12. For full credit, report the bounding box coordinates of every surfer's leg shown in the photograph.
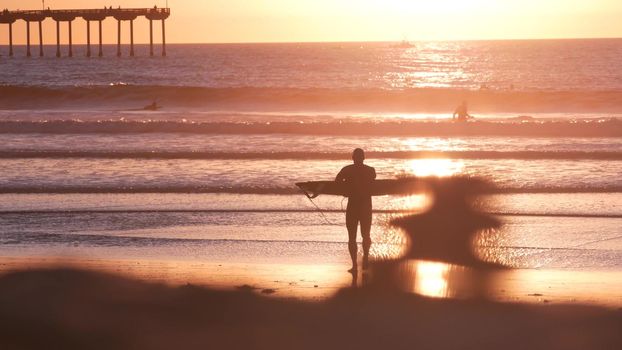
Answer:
[360,209,372,270]
[346,209,358,272]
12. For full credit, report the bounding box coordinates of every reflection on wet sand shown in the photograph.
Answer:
[350,259,498,300]
[402,260,498,300]
[413,260,450,298]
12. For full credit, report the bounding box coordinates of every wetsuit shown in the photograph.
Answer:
[453,104,470,121]
[336,163,376,244]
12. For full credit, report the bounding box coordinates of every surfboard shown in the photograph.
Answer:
[296,178,423,198]
[296,176,491,198]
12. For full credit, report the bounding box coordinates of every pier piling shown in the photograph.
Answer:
[26,21,31,57]
[130,19,135,57]
[55,20,60,57]
[38,21,43,56]
[149,19,154,56]
[117,19,121,57]
[98,20,103,57]
[162,19,166,57]
[9,22,13,56]
[86,20,91,57]
[68,21,73,57]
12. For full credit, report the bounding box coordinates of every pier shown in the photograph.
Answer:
[0,7,170,57]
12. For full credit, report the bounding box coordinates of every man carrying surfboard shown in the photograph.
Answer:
[335,148,376,272]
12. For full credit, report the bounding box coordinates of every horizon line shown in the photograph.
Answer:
[1,36,621,46]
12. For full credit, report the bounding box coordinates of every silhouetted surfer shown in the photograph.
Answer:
[143,101,160,111]
[453,101,473,122]
[335,148,376,272]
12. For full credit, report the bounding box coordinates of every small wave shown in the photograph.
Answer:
[1,85,622,114]
[1,209,620,219]
[0,185,621,194]
[2,150,622,160]
[1,119,621,137]
[0,231,349,247]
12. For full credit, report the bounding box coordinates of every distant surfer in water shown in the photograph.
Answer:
[335,148,376,272]
[143,101,160,111]
[453,101,473,122]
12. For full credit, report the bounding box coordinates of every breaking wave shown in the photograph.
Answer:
[2,150,622,160]
[1,119,621,137]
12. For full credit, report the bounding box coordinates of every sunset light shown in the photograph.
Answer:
[409,159,465,177]
[1,0,620,348]
[1,0,621,44]
[413,260,450,298]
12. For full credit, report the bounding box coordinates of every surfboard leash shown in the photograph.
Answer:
[299,188,340,226]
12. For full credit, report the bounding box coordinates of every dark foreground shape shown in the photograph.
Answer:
[0,269,620,350]
[390,176,502,269]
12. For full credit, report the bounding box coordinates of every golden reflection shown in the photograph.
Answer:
[409,158,464,177]
[369,242,407,261]
[472,227,516,267]
[387,113,447,120]
[388,260,480,299]
[413,261,450,298]
[401,137,466,152]
[369,225,409,260]
[389,193,431,211]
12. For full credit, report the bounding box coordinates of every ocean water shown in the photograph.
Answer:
[0,40,621,274]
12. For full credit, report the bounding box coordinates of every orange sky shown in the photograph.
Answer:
[1,0,621,44]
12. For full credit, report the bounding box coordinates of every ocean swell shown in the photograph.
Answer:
[1,85,622,114]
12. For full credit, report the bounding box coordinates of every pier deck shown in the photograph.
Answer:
[0,8,171,57]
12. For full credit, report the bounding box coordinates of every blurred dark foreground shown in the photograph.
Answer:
[0,268,620,350]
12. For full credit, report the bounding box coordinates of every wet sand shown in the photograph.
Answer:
[0,257,349,300]
[1,256,620,307]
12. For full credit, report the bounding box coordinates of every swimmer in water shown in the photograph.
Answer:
[453,101,473,122]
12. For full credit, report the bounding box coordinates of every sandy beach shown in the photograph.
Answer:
[0,259,620,350]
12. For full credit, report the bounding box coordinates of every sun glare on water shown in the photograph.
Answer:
[409,159,464,177]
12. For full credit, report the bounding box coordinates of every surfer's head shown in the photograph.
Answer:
[352,148,365,164]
